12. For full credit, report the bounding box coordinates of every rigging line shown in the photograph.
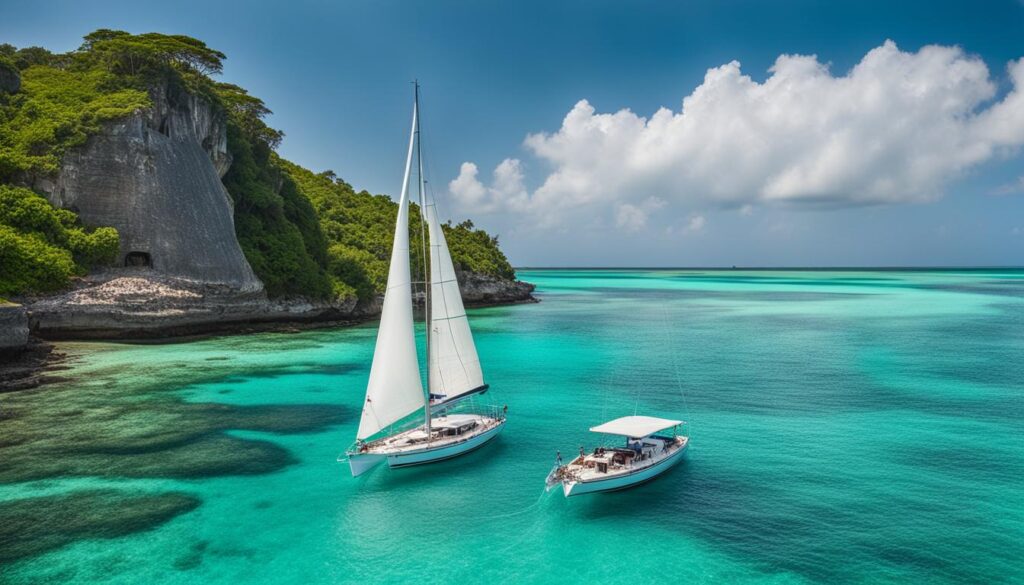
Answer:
[661,302,693,437]
[419,127,475,391]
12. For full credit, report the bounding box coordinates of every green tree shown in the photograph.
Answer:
[0,185,118,296]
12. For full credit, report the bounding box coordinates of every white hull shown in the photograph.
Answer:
[387,420,504,468]
[348,453,386,477]
[348,416,505,477]
[562,440,688,497]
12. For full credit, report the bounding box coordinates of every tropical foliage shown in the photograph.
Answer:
[0,185,118,296]
[0,31,515,301]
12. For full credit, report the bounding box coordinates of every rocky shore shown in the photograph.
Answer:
[457,270,538,307]
[23,274,365,340]
[0,303,68,392]
[0,272,536,391]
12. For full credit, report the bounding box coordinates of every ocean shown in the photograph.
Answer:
[1,269,1022,584]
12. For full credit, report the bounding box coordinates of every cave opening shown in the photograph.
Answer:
[124,251,152,268]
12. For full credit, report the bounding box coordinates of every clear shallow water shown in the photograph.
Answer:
[1,269,1022,583]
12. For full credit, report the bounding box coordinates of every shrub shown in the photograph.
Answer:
[0,185,119,295]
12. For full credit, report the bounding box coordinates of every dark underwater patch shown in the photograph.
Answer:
[173,539,209,571]
[916,281,1024,298]
[0,489,200,564]
[304,362,364,376]
[0,381,350,483]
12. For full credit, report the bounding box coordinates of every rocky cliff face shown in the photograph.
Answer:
[26,275,367,339]
[0,304,28,353]
[457,270,537,306]
[33,82,261,291]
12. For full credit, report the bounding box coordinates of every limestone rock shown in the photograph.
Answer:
[33,82,259,291]
[26,274,362,339]
[457,270,537,306]
[0,303,29,353]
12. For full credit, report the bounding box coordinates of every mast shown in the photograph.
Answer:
[415,81,432,437]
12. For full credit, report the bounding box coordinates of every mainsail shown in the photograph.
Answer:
[355,104,425,440]
[425,195,485,405]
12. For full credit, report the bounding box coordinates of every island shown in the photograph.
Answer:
[0,31,535,388]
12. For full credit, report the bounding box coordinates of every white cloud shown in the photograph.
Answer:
[615,204,648,232]
[686,215,706,232]
[992,176,1024,196]
[614,197,665,232]
[449,159,530,213]
[451,41,1024,229]
[666,214,707,236]
[449,162,487,207]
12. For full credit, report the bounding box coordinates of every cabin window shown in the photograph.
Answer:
[125,251,152,268]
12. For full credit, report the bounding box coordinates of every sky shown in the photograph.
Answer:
[3,0,1023,267]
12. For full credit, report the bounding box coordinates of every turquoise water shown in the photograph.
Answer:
[1,269,1023,583]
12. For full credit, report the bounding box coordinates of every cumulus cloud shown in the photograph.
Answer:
[685,215,706,232]
[450,41,1024,230]
[613,197,666,232]
[450,159,531,213]
[614,204,647,232]
[449,162,487,207]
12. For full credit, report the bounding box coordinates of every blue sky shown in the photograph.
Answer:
[3,0,1023,266]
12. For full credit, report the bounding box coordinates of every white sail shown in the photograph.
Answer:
[356,105,425,440]
[425,196,485,404]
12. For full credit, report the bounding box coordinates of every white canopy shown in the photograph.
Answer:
[589,416,683,438]
[431,414,481,429]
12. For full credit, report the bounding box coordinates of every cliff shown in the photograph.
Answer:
[0,303,28,353]
[458,270,537,306]
[32,82,261,291]
[25,275,363,339]
[1,31,535,345]
[0,303,61,392]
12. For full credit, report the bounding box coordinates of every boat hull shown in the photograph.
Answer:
[563,441,688,497]
[347,452,386,477]
[387,419,504,468]
[347,418,505,477]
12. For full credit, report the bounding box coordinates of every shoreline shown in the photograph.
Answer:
[0,292,539,392]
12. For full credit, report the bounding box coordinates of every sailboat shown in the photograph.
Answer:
[345,83,506,477]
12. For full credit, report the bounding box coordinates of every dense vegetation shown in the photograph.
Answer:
[0,31,515,302]
[0,185,118,296]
